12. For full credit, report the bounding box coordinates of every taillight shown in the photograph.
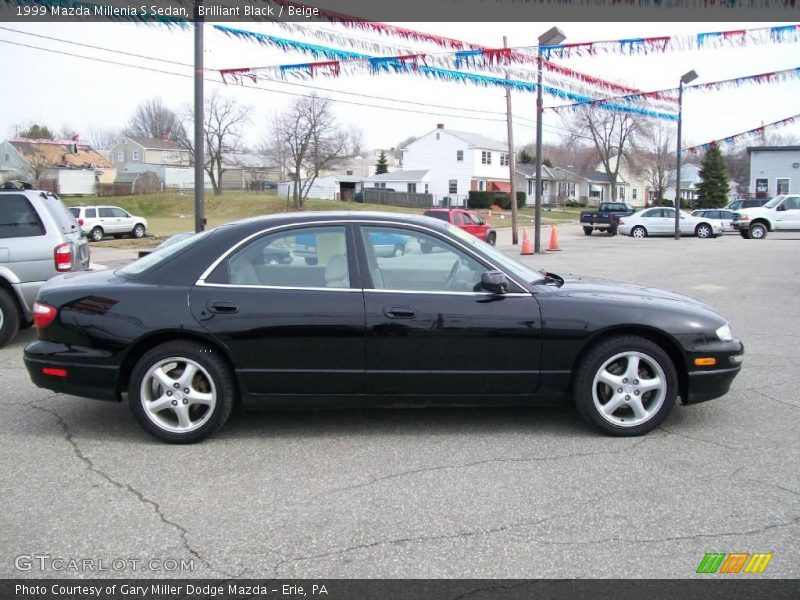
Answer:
[78,218,84,226]
[618,219,625,224]
[54,242,72,272]
[33,301,58,330]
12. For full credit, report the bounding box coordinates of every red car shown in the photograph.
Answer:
[423,208,496,246]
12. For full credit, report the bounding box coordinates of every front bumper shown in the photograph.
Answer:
[683,340,744,404]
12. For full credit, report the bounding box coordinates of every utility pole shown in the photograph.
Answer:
[193,3,205,233]
[504,36,518,245]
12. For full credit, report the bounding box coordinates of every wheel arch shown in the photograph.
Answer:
[568,325,689,403]
[117,330,240,404]
[0,275,27,321]
[750,218,772,231]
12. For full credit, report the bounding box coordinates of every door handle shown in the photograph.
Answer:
[208,301,239,314]
[384,306,416,319]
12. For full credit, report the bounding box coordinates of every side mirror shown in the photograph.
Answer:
[480,270,507,294]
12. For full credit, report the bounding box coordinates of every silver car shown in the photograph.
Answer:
[0,188,90,347]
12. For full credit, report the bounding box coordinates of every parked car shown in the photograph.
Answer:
[732,194,800,239]
[0,189,90,347]
[68,205,148,242]
[690,209,736,233]
[725,198,769,212]
[617,207,722,238]
[24,212,742,443]
[138,232,196,258]
[579,202,636,236]
[422,208,496,246]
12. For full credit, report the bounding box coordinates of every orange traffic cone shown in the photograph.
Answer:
[520,228,533,255]
[546,224,561,251]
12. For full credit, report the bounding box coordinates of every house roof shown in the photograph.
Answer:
[443,129,507,152]
[9,139,110,169]
[368,170,429,182]
[515,164,556,180]
[746,146,800,153]
[126,136,186,151]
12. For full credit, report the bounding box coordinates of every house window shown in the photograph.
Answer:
[456,150,463,162]
[346,170,353,176]
[478,180,485,191]
[617,186,625,199]
[481,151,492,165]
[449,180,458,194]
[500,153,509,166]
[407,183,417,193]
[132,150,140,161]
[117,151,124,162]
[424,183,429,194]
[777,178,790,195]
[161,150,181,162]
[632,189,638,200]
[528,180,533,195]
[436,133,440,140]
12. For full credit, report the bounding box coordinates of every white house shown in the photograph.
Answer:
[402,124,511,206]
[277,174,366,201]
[748,146,800,198]
[514,164,557,206]
[365,170,430,193]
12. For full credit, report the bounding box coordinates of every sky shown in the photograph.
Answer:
[0,20,799,153]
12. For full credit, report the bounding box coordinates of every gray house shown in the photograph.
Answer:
[748,146,800,198]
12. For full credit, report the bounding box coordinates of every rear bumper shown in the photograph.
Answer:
[24,341,120,402]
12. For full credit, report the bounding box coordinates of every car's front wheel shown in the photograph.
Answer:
[631,226,647,239]
[749,222,768,239]
[739,229,750,239]
[573,335,677,436]
[695,223,713,238]
[131,224,146,239]
[583,226,593,236]
[129,341,234,443]
[89,227,104,242]
[0,288,20,349]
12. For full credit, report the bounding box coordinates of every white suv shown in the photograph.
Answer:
[69,205,148,242]
[733,194,800,239]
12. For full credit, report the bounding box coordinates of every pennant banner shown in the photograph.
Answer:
[684,113,800,154]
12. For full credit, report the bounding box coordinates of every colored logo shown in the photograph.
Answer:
[696,552,773,574]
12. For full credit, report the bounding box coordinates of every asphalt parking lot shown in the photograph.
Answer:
[2,225,798,579]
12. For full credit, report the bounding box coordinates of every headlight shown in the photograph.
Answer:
[716,323,734,342]
[738,214,749,221]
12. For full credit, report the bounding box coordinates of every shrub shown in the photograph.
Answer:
[466,191,499,209]
[495,191,526,210]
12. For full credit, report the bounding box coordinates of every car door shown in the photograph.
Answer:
[775,196,800,230]
[642,208,669,234]
[189,224,366,399]
[97,207,117,233]
[111,207,133,233]
[356,224,542,397]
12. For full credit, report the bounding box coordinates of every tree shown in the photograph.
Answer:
[543,157,554,168]
[87,126,122,153]
[696,146,730,208]
[264,93,361,208]
[637,123,675,206]
[182,92,251,196]
[126,98,186,141]
[564,107,644,200]
[375,150,389,175]
[518,148,533,164]
[19,124,54,139]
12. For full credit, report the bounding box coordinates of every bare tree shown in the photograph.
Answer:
[27,147,52,182]
[636,123,675,206]
[264,93,361,208]
[564,108,644,200]
[182,92,251,196]
[126,98,186,141]
[86,126,122,153]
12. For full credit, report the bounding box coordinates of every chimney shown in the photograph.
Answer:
[436,123,444,129]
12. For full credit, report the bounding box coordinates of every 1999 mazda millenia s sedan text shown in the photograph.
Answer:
[24,212,743,443]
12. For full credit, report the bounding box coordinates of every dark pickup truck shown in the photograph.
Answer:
[579,202,636,235]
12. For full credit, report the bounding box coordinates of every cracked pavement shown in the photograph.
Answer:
[1,229,798,579]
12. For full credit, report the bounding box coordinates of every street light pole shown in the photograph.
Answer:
[674,69,698,240]
[535,27,566,253]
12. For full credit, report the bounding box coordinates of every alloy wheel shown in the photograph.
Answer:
[632,226,646,239]
[591,351,667,428]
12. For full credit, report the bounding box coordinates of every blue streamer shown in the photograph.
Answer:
[214,25,368,61]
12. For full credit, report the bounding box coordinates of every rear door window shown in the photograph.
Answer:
[86,208,96,218]
[41,195,80,235]
[0,194,45,238]
[99,208,114,218]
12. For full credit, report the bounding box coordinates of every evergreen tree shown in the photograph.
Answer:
[19,124,54,139]
[696,146,730,208]
[519,149,533,164]
[543,157,554,168]
[375,150,389,175]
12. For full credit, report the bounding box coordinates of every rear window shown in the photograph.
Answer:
[41,195,80,234]
[423,211,449,222]
[0,194,45,238]
[117,230,209,277]
[69,207,80,218]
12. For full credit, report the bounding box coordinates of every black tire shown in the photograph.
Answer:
[573,335,678,436]
[89,227,104,242]
[420,241,433,254]
[583,226,593,236]
[486,232,496,246]
[749,222,768,240]
[131,223,146,239]
[129,341,234,443]
[631,226,647,239]
[0,288,21,349]
[607,226,618,237]
[739,229,750,239]
[695,223,713,239]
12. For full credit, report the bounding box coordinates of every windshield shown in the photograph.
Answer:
[446,224,544,285]
[117,230,208,277]
[764,195,785,208]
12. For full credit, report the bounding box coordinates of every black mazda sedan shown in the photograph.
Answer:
[24,212,743,443]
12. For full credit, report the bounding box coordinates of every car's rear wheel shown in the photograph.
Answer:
[0,288,20,349]
[631,226,647,239]
[131,224,146,239]
[89,227,104,242]
[749,223,767,239]
[129,341,234,443]
[573,335,677,436]
[695,223,712,238]
[486,231,497,246]
[607,226,618,236]
[583,226,593,236]
[739,229,750,239]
